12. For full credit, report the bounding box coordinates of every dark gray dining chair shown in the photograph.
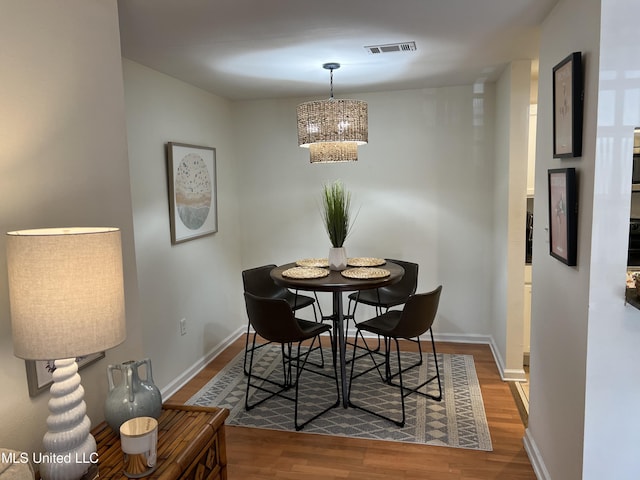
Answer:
[346,259,420,358]
[242,264,318,375]
[243,292,339,431]
[347,259,419,316]
[347,285,443,427]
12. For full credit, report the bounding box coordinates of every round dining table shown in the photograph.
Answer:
[270,261,404,407]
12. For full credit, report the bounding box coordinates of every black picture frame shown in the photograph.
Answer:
[553,52,584,158]
[548,168,578,266]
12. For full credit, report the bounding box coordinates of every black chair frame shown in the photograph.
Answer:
[346,258,419,318]
[244,293,340,431]
[347,286,443,427]
[242,264,320,375]
[345,259,420,362]
[243,292,327,378]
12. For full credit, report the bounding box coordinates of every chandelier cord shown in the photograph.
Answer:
[329,68,334,99]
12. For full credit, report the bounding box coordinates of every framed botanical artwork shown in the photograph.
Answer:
[553,52,584,158]
[166,142,218,244]
[548,168,578,266]
[25,352,105,397]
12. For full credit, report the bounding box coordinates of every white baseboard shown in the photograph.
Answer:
[160,326,245,400]
[440,333,524,381]
[352,329,493,346]
[434,332,493,345]
[485,336,527,382]
[502,368,527,382]
[433,332,511,379]
[524,427,550,480]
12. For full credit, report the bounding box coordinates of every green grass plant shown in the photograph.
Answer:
[321,180,353,248]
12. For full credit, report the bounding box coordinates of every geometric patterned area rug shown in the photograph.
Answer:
[187,344,492,451]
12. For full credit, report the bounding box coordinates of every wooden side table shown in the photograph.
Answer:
[91,403,228,480]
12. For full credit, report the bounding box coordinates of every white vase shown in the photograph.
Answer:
[328,247,347,271]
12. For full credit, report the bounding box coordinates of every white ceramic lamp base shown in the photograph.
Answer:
[39,358,97,480]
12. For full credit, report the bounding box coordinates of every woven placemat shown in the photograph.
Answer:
[296,258,329,268]
[341,267,390,279]
[282,266,329,279]
[347,257,386,267]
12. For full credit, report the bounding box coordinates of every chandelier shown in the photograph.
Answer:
[296,63,368,163]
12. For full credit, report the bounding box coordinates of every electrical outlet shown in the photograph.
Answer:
[179,318,187,336]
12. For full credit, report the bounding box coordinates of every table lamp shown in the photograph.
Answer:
[6,227,127,480]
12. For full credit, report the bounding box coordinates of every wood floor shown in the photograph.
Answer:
[168,337,536,479]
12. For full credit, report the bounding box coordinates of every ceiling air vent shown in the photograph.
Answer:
[364,41,417,54]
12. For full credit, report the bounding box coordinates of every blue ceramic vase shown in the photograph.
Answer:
[104,358,162,432]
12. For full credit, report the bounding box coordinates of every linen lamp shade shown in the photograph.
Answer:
[6,227,126,360]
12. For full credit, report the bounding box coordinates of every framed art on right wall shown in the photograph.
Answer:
[548,168,578,266]
[553,52,584,158]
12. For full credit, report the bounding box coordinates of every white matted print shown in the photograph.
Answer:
[167,142,218,244]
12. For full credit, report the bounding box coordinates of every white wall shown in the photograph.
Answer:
[583,0,640,477]
[122,60,245,391]
[493,71,511,369]
[505,61,532,377]
[0,0,142,454]
[526,0,640,478]
[527,1,598,477]
[493,61,532,380]
[232,86,497,337]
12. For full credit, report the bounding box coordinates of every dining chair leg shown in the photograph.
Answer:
[293,343,302,430]
[429,329,442,400]
[344,293,358,342]
[244,340,257,409]
[243,324,274,376]
[386,337,423,380]
[313,292,334,324]
[287,343,300,387]
[387,329,442,402]
[282,343,293,387]
[384,336,392,381]
[303,333,326,370]
[330,319,338,373]
[393,338,407,427]
[348,331,391,386]
[344,293,382,365]
[301,337,326,369]
[245,339,291,412]
[347,332,405,427]
[290,290,325,370]
[243,324,253,375]
[292,336,340,431]
[289,290,325,369]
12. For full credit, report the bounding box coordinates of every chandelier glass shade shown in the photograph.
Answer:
[297,64,368,163]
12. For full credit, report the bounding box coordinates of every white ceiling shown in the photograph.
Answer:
[117,0,558,101]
